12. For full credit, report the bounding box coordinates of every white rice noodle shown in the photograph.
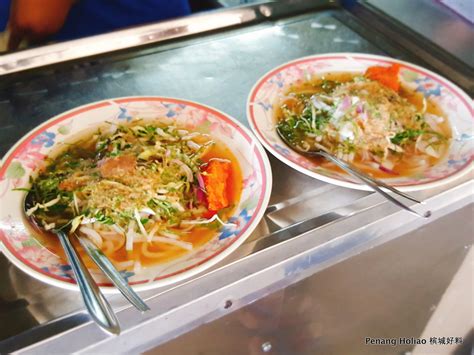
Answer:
[115,260,135,270]
[126,221,137,251]
[79,226,103,248]
[147,224,159,242]
[43,222,56,230]
[140,207,156,216]
[140,242,165,258]
[311,95,331,111]
[380,159,394,170]
[171,201,185,212]
[160,230,180,239]
[106,122,118,135]
[73,193,80,215]
[155,127,176,140]
[360,149,370,161]
[152,236,193,250]
[181,213,236,228]
[181,132,201,140]
[134,208,148,238]
[111,224,125,235]
[80,217,97,224]
[187,140,201,151]
[100,231,125,239]
[416,135,441,158]
[424,113,444,133]
[26,195,61,216]
[102,240,114,254]
[352,161,379,171]
[299,141,311,152]
[100,231,125,251]
[171,159,194,182]
[133,260,142,274]
[208,158,231,164]
[421,97,427,114]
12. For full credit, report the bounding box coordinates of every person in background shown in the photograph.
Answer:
[0,0,191,51]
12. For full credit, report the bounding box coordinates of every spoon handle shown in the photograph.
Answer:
[57,230,121,335]
[77,236,150,312]
[317,151,430,218]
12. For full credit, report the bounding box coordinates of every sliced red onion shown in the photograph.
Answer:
[197,172,205,190]
[80,226,104,248]
[340,96,352,110]
[379,165,398,175]
[195,186,207,205]
[332,96,351,120]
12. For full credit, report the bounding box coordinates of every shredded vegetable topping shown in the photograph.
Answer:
[277,66,450,176]
[27,121,239,262]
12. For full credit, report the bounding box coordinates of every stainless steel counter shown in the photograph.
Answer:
[0,1,472,353]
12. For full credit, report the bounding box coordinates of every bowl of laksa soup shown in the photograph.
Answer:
[0,97,271,292]
[248,53,473,191]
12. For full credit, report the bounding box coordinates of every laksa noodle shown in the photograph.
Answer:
[25,121,243,271]
[276,64,452,178]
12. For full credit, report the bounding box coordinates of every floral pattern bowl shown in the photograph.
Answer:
[0,97,272,293]
[247,53,473,191]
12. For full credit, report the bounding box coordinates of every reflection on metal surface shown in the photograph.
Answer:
[144,205,473,355]
[342,1,474,94]
[0,9,254,75]
[0,0,336,75]
[10,179,473,353]
[0,1,473,352]
[367,0,474,67]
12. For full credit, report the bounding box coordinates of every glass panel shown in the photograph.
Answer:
[367,0,474,67]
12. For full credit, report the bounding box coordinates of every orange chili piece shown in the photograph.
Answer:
[365,63,401,91]
[203,160,231,212]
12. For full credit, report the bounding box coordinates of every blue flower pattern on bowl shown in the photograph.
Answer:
[43,264,73,281]
[269,73,284,88]
[414,77,441,97]
[218,208,252,240]
[31,131,56,148]
[257,102,272,111]
[274,143,291,156]
[119,270,135,281]
[117,106,133,121]
[447,157,470,169]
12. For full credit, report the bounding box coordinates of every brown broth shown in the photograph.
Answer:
[28,128,243,270]
[275,72,452,178]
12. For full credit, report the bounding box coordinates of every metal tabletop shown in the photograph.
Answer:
[0,1,472,353]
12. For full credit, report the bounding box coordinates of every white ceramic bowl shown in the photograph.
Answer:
[247,53,473,191]
[0,97,272,293]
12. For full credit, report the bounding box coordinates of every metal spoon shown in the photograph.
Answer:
[24,193,121,335]
[276,127,431,218]
[77,235,150,312]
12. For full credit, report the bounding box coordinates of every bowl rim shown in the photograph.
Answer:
[0,96,273,293]
[247,52,473,192]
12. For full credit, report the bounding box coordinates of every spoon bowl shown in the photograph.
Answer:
[24,191,121,335]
